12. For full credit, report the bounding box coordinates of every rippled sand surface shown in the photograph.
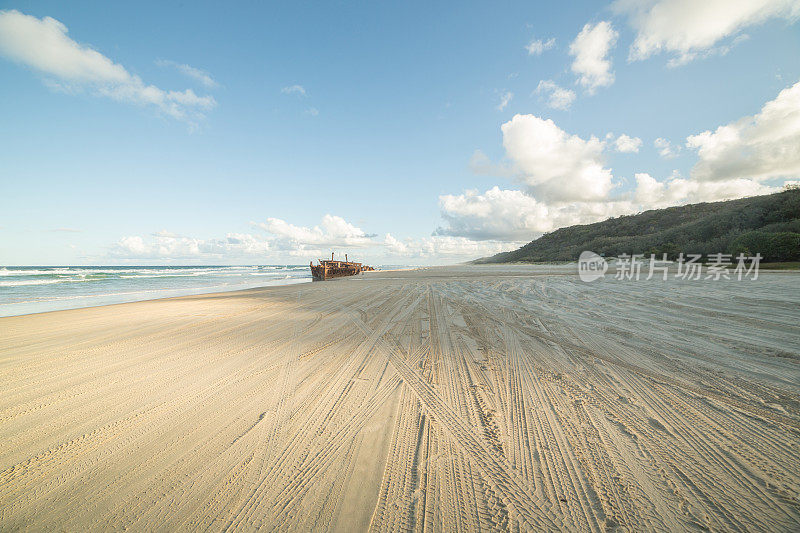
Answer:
[2,265,799,531]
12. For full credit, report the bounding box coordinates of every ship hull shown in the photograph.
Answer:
[310,265,361,281]
[310,257,374,281]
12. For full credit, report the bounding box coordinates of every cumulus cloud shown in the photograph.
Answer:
[384,233,521,259]
[437,117,645,242]
[654,137,680,158]
[435,186,636,242]
[686,79,800,182]
[526,37,555,55]
[108,213,513,264]
[569,21,618,93]
[116,236,150,256]
[437,99,798,247]
[436,173,777,244]
[436,187,551,240]
[535,80,576,110]
[252,214,376,250]
[635,172,777,208]
[156,59,218,88]
[614,0,800,65]
[501,114,614,202]
[111,214,381,261]
[0,10,216,126]
[421,236,519,257]
[112,232,269,259]
[614,133,643,153]
[281,84,306,96]
[496,91,513,111]
[384,234,412,256]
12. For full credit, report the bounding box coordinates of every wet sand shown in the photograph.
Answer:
[1,265,799,531]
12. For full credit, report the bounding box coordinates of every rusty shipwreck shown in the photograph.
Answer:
[310,253,375,281]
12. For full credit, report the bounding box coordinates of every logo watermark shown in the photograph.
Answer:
[578,251,608,282]
[578,252,762,282]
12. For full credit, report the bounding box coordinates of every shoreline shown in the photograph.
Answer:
[0,275,312,318]
[0,266,427,318]
[3,262,795,319]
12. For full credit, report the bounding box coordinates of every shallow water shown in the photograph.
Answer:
[0,265,312,316]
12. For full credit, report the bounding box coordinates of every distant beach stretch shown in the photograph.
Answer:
[2,265,798,531]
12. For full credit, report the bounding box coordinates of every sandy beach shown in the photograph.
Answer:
[1,265,799,531]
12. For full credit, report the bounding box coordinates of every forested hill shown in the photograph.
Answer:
[474,188,800,264]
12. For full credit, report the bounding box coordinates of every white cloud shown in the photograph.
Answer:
[501,114,614,202]
[252,214,376,250]
[654,137,680,158]
[156,59,218,88]
[420,236,519,257]
[108,214,522,264]
[435,172,778,245]
[116,236,151,256]
[384,234,521,259]
[306,107,319,116]
[384,233,412,256]
[496,91,513,111]
[281,84,307,96]
[436,186,637,242]
[439,116,644,242]
[686,79,800,182]
[615,0,800,65]
[111,215,379,261]
[526,37,555,55]
[435,102,797,248]
[209,233,272,256]
[436,187,551,240]
[535,80,576,110]
[0,10,216,126]
[614,133,643,153]
[635,172,777,208]
[569,21,618,93]
[112,232,270,259]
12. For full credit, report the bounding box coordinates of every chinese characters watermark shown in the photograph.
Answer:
[578,252,761,282]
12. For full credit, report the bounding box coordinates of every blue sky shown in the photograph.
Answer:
[1,1,799,265]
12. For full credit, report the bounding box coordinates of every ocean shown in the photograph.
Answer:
[0,265,313,317]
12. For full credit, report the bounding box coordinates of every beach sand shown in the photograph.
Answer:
[1,265,799,531]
